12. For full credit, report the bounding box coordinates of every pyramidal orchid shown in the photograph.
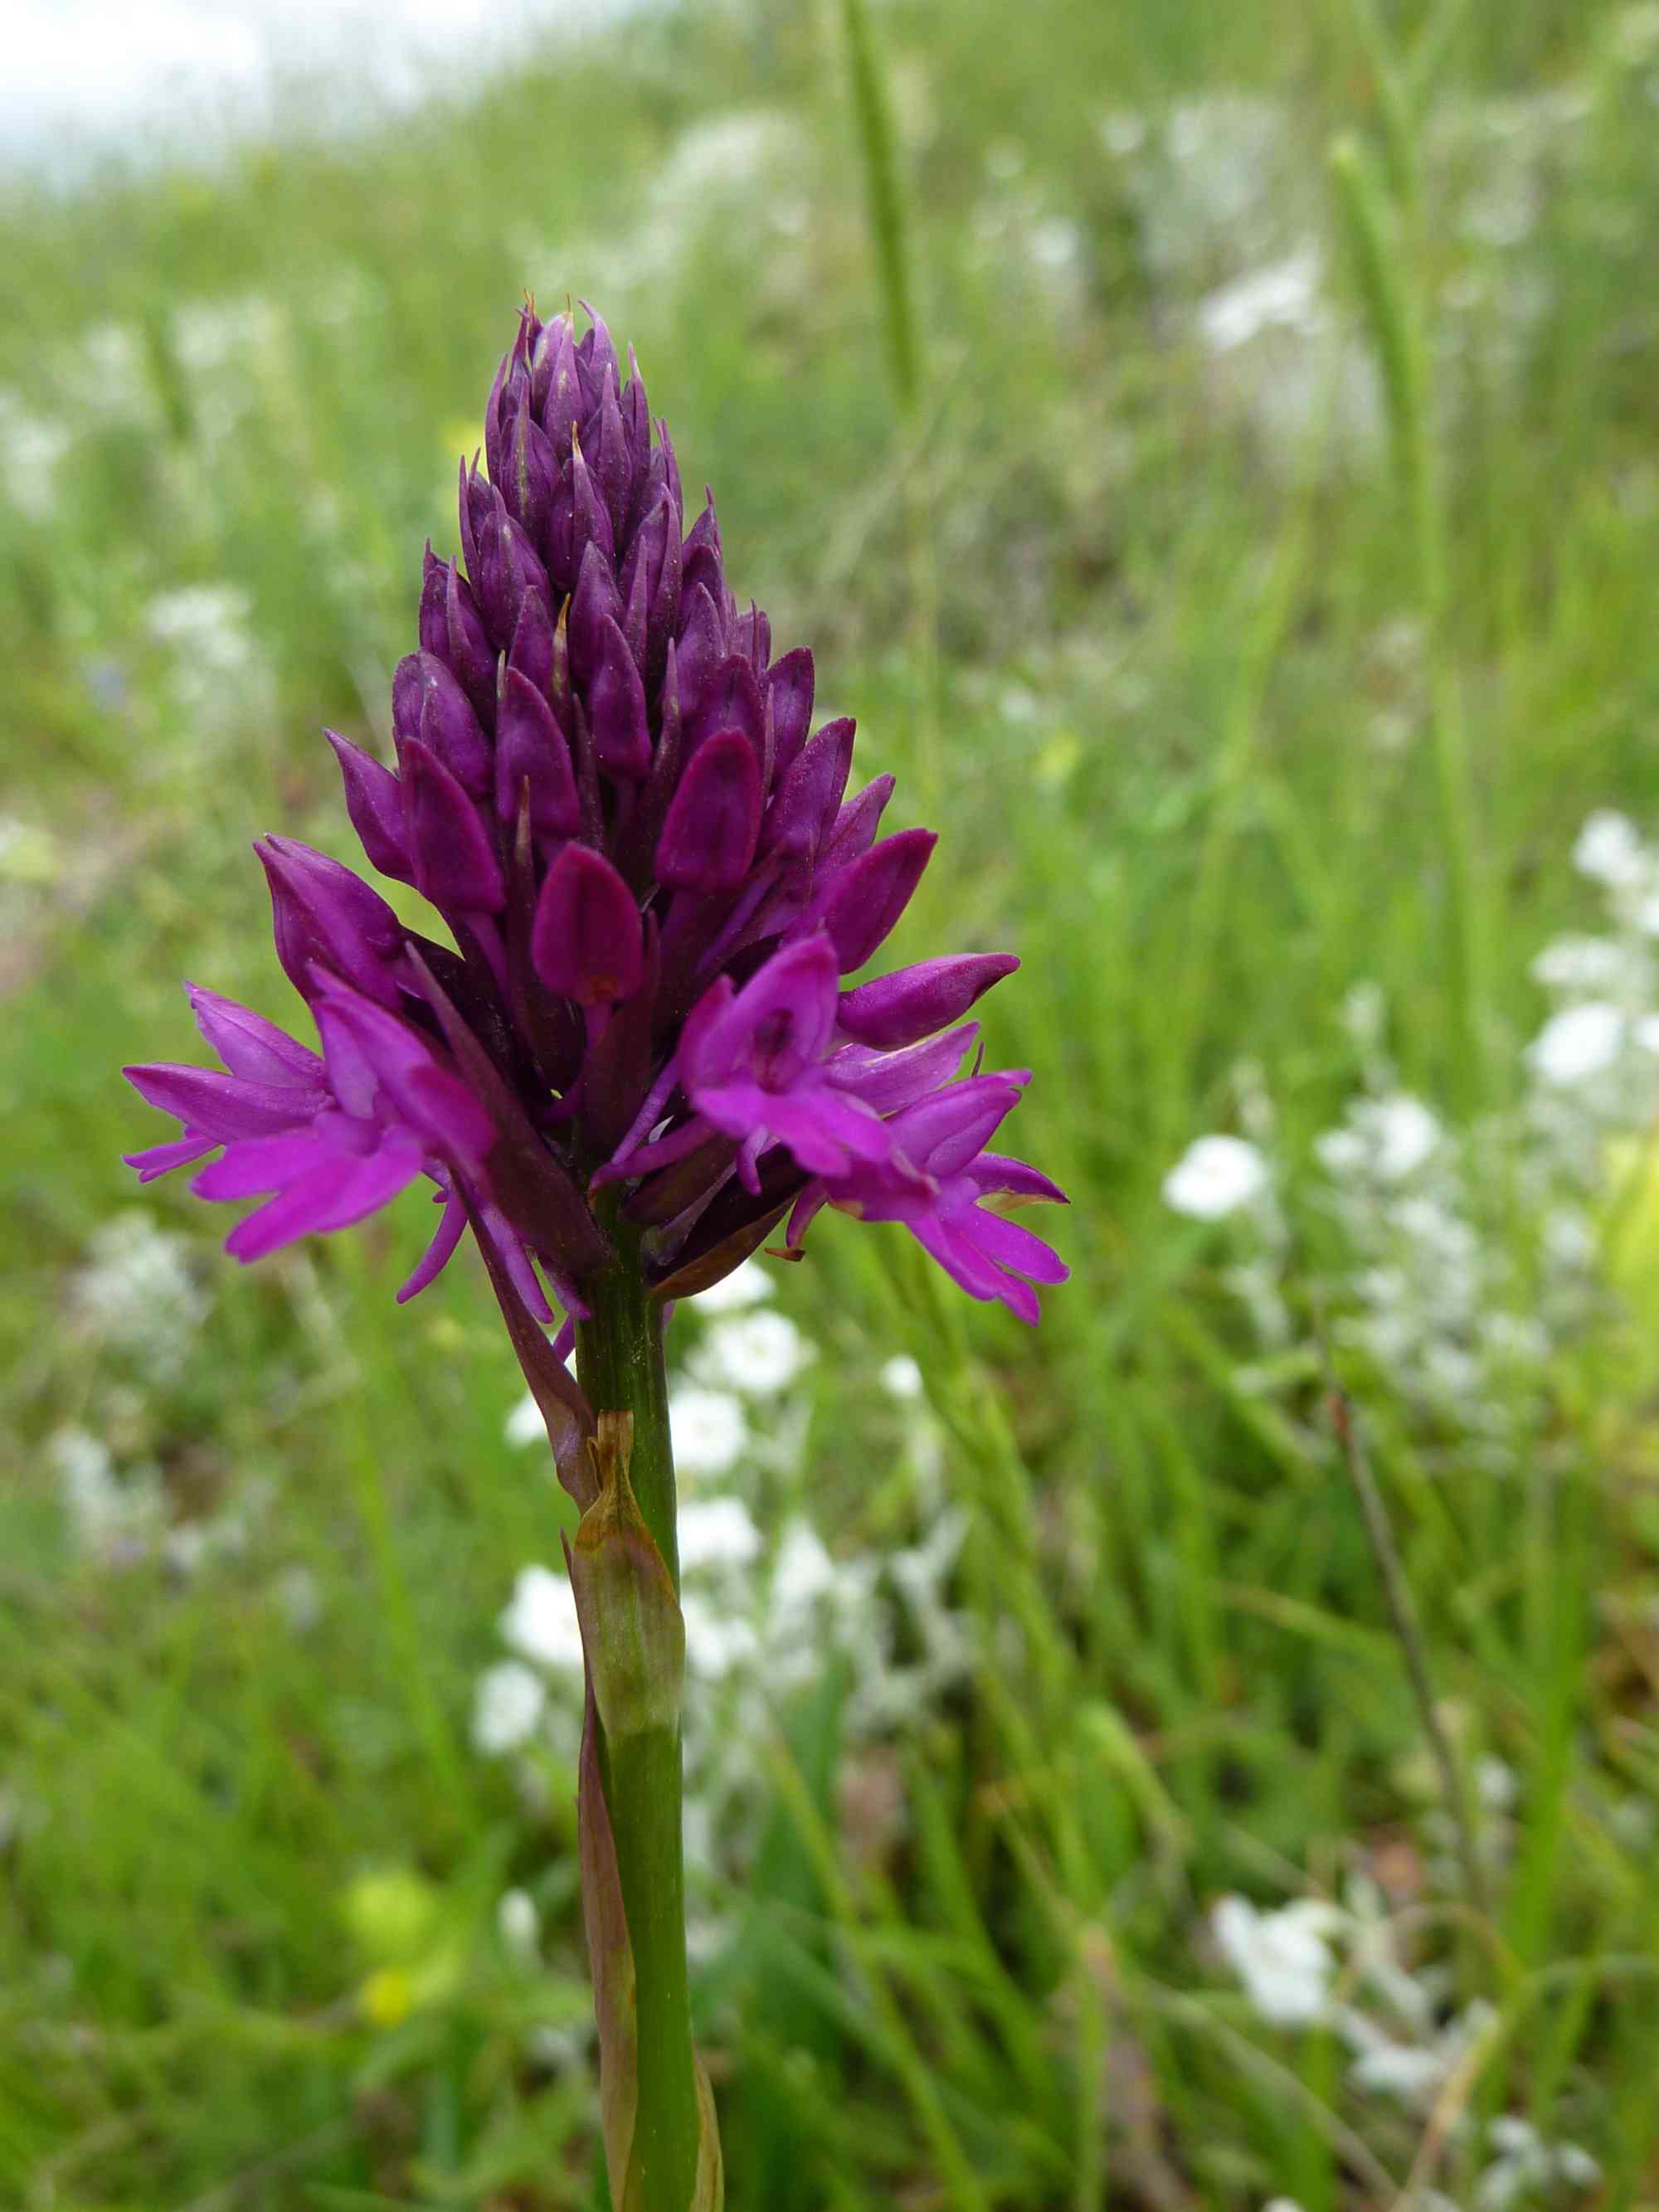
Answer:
[123,303,1066,2210]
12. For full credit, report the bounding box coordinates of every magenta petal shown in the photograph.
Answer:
[960,1204,1068,1286]
[902,1212,1022,1309]
[683,934,839,1093]
[966,1151,1069,1208]
[760,1088,892,1173]
[397,1188,468,1302]
[825,1023,979,1116]
[193,1131,331,1200]
[124,1134,216,1182]
[888,1072,1027,1180]
[185,985,325,1088]
[223,1138,425,1262]
[124,1062,318,1142]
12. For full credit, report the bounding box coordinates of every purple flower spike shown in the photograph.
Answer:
[532,843,645,1007]
[837,952,1020,1049]
[122,299,1063,1334]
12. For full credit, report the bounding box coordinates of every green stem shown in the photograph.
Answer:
[576,1223,699,2211]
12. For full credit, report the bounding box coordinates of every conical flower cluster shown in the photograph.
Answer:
[124,304,1067,1332]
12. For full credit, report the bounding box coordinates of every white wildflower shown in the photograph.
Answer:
[275,1564,323,1633]
[677,1497,762,1576]
[504,1392,545,1448]
[1476,1757,1518,1811]
[1525,1002,1626,1086]
[696,1310,812,1395]
[52,1427,158,1557]
[472,1661,546,1756]
[679,1592,760,1680]
[694,1259,773,1312]
[1476,2117,1600,2211]
[0,390,71,518]
[1573,809,1645,888]
[669,1386,747,1478]
[879,1354,924,1401]
[499,1565,585,1675]
[1199,248,1325,352]
[1163,1135,1269,1219]
[498,1888,540,1963]
[1344,1997,1495,2109]
[72,1211,207,1377]
[1211,1896,1343,2027]
[1530,934,1645,996]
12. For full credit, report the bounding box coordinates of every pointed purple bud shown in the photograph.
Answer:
[495,668,582,838]
[836,953,1020,1049]
[532,843,644,1007]
[684,493,721,563]
[674,581,725,720]
[575,301,620,411]
[545,471,577,596]
[733,604,771,670]
[656,728,763,894]
[400,738,505,913]
[568,537,624,683]
[620,528,649,671]
[505,394,558,549]
[444,560,498,725]
[392,651,493,796]
[823,772,894,868]
[587,615,652,780]
[256,835,406,1008]
[570,427,615,575]
[549,597,573,723]
[620,492,681,683]
[761,717,854,862]
[536,313,581,458]
[325,729,413,882]
[592,368,631,544]
[659,418,683,516]
[473,489,552,656]
[508,587,555,700]
[766,648,815,778]
[805,827,937,973]
[688,653,766,763]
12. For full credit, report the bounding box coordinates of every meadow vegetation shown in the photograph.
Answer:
[3,1,1659,2205]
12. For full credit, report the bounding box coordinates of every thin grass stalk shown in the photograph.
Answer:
[837,0,941,799]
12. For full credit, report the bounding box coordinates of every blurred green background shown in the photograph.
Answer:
[5,0,1659,2205]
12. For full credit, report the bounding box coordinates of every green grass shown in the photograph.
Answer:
[4,0,1659,2205]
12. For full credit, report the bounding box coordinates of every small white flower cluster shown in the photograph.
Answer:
[71,1208,208,1382]
[1214,1887,1598,2202]
[482,1262,968,1895]
[145,580,275,733]
[1166,814,1659,1469]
